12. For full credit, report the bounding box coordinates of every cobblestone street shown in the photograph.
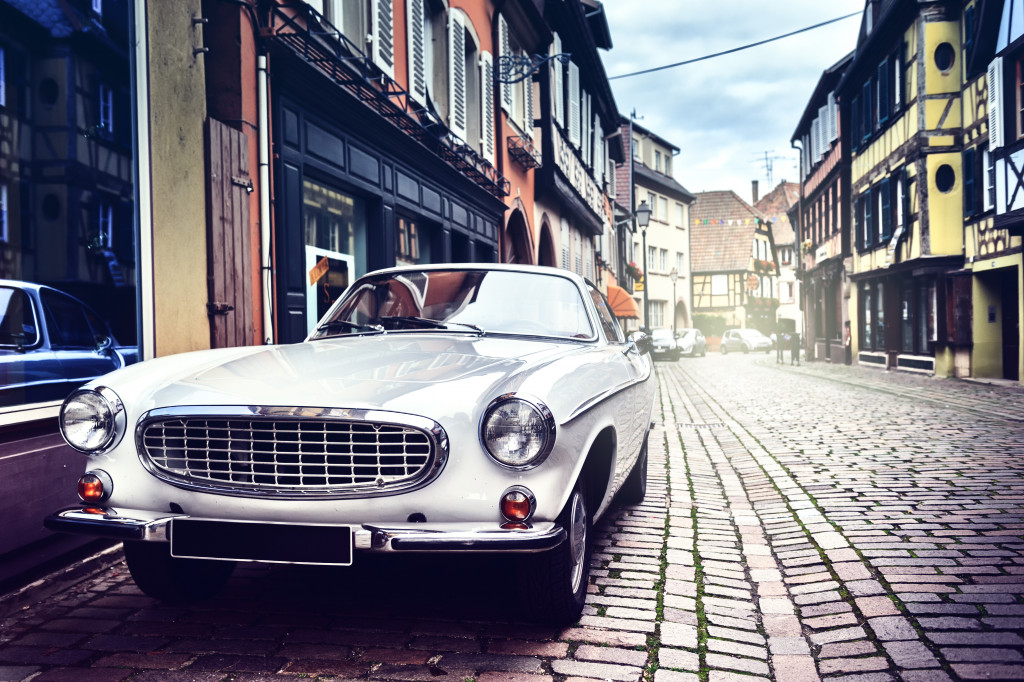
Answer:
[2,355,1024,682]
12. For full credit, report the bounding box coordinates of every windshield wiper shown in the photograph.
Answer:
[376,315,448,329]
[376,316,485,334]
[316,319,384,334]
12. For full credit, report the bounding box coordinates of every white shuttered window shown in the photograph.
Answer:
[370,0,394,77]
[406,0,427,104]
[448,11,467,140]
[567,61,580,146]
[551,33,564,128]
[498,14,513,114]
[989,57,1004,150]
[481,51,495,163]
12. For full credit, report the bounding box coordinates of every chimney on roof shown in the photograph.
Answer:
[752,180,759,204]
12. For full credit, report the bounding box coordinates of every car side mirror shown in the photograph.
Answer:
[625,331,653,356]
[94,335,112,353]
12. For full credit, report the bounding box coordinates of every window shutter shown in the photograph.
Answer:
[406,0,426,104]
[880,177,892,240]
[568,61,580,146]
[851,94,860,149]
[877,58,889,124]
[988,57,1004,150]
[448,11,467,140]
[810,118,820,162]
[552,33,564,128]
[818,105,828,156]
[593,114,603,184]
[481,51,495,163]
[498,14,512,114]
[864,189,874,246]
[324,0,342,29]
[523,69,534,139]
[0,48,5,107]
[828,91,838,142]
[963,147,976,216]
[370,0,395,77]
[893,49,902,111]
[581,91,590,164]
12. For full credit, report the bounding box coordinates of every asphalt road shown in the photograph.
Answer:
[1,354,1023,682]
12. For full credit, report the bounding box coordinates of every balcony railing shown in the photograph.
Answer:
[507,135,541,171]
[267,3,509,198]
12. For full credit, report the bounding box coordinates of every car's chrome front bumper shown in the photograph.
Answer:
[44,507,566,554]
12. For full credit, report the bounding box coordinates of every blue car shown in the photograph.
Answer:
[0,280,138,406]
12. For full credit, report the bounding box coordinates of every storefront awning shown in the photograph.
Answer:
[607,284,639,319]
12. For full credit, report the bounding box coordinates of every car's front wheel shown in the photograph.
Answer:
[518,479,591,624]
[123,541,235,602]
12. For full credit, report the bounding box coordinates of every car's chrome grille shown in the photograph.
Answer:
[140,415,437,496]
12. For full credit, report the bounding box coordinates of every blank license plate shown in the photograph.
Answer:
[170,519,353,566]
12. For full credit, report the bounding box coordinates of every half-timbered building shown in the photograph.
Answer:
[974,0,1024,382]
[690,191,778,343]
[838,0,967,376]
[792,53,851,364]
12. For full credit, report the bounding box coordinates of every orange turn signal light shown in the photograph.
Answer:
[500,488,534,522]
[77,472,111,503]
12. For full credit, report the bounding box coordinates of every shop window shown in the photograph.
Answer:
[302,178,367,276]
[861,284,873,350]
[396,216,420,265]
[901,286,914,352]
[874,281,885,350]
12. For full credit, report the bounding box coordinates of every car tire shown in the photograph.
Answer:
[619,438,648,505]
[743,344,750,354]
[721,345,728,354]
[123,541,235,602]
[518,478,591,624]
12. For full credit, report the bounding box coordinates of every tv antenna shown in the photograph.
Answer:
[757,150,786,188]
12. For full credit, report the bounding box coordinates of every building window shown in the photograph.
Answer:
[99,84,114,134]
[649,300,665,328]
[676,202,684,228]
[711,274,727,296]
[632,137,639,160]
[984,147,995,211]
[874,281,885,350]
[648,192,657,219]
[659,248,667,272]
[647,245,656,271]
[964,147,977,216]
[96,202,113,248]
[676,251,683,274]
[0,184,7,243]
[659,196,667,223]
[655,150,661,172]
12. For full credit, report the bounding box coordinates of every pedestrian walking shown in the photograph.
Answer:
[775,325,785,364]
[844,320,852,365]
[790,330,800,365]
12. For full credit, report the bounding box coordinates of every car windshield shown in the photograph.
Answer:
[310,269,595,340]
[739,329,766,338]
[652,329,673,340]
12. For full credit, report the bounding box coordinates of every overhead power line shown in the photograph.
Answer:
[608,12,860,81]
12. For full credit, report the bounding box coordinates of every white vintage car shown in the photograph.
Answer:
[46,264,656,623]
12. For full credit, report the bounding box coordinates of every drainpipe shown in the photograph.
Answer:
[258,54,273,344]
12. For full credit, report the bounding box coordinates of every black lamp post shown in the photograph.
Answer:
[635,200,652,332]
[669,267,678,340]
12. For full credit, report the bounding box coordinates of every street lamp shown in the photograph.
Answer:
[635,200,652,332]
[669,267,678,340]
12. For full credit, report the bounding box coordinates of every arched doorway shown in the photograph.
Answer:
[537,219,556,267]
[503,207,533,264]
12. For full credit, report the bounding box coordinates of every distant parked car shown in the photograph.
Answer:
[0,280,138,406]
[651,328,679,360]
[720,328,772,354]
[678,328,707,357]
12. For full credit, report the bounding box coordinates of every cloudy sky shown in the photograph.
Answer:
[600,1,866,204]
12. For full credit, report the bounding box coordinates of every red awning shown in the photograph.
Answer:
[606,284,639,319]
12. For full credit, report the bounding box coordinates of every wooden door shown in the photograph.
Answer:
[206,118,254,348]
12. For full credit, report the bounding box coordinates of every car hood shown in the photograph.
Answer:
[112,334,609,422]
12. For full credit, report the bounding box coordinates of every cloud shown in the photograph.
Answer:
[601,0,863,202]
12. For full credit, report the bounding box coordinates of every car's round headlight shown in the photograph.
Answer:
[480,394,555,469]
[60,387,124,454]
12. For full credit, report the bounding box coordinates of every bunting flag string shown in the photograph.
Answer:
[691,216,784,227]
